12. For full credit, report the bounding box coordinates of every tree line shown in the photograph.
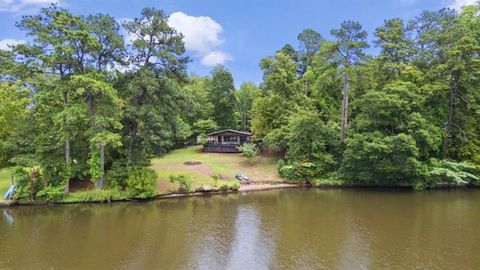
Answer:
[254,5,479,188]
[0,4,479,201]
[0,5,259,200]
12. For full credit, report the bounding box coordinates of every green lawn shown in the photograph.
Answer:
[151,145,281,194]
[0,169,12,201]
[1,146,282,201]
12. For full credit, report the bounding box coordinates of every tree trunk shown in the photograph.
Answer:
[442,72,459,158]
[96,144,106,189]
[128,118,138,162]
[63,90,71,194]
[340,71,350,143]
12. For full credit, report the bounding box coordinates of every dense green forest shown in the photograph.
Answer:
[0,4,479,201]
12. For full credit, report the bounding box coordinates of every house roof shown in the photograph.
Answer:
[207,129,252,136]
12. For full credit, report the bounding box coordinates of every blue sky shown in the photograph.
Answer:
[0,0,474,86]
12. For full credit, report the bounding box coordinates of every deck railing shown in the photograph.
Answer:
[203,143,244,153]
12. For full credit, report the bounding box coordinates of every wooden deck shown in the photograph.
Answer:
[203,144,241,153]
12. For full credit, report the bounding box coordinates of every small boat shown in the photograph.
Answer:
[235,173,249,181]
[4,185,16,200]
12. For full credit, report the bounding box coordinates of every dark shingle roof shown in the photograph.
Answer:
[207,129,252,136]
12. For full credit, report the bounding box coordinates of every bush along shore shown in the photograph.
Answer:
[2,177,478,207]
[1,181,301,207]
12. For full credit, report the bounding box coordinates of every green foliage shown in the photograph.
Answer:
[67,189,125,203]
[12,166,70,201]
[193,119,218,136]
[236,82,260,130]
[342,81,444,187]
[0,82,30,168]
[298,29,324,73]
[279,162,319,183]
[88,151,102,181]
[428,159,478,185]
[285,110,338,177]
[330,20,369,66]
[12,168,41,201]
[342,132,426,185]
[238,143,259,160]
[108,160,129,189]
[231,182,240,191]
[36,185,65,202]
[210,66,237,129]
[126,166,157,199]
[219,184,229,192]
[169,174,193,193]
[276,159,286,172]
[212,174,219,187]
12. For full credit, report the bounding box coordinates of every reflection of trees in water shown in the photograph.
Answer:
[224,205,275,270]
[2,209,14,225]
[2,190,480,269]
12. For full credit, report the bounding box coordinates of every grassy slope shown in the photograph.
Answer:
[2,146,281,202]
[151,145,281,194]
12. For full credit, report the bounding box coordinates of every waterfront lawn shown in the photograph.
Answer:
[6,146,282,203]
[151,145,281,194]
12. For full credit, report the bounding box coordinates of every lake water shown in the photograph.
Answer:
[1,188,480,270]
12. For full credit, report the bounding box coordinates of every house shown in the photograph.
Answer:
[203,129,252,153]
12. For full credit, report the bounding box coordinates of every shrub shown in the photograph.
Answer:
[126,166,158,199]
[108,160,129,189]
[169,174,193,193]
[72,189,125,203]
[193,119,218,136]
[279,162,319,184]
[36,185,65,202]
[13,167,44,201]
[238,143,259,161]
[219,184,229,192]
[231,183,240,191]
[197,133,207,145]
[277,159,286,172]
[278,165,294,180]
[427,159,479,185]
[212,174,220,187]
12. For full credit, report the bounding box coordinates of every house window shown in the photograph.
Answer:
[223,136,238,142]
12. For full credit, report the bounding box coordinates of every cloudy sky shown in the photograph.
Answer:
[0,0,476,85]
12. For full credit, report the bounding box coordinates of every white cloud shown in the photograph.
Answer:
[201,51,233,67]
[168,11,223,54]
[168,11,232,67]
[446,0,477,10]
[0,38,25,50]
[0,0,59,12]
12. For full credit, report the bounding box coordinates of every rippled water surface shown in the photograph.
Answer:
[1,189,480,269]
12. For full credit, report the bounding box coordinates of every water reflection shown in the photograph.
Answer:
[225,206,274,270]
[339,215,371,270]
[1,189,480,269]
[2,209,14,225]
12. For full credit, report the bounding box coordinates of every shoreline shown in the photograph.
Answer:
[0,182,300,208]
[1,182,478,208]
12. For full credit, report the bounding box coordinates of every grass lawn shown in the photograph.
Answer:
[0,169,12,202]
[3,146,282,202]
[151,145,281,194]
